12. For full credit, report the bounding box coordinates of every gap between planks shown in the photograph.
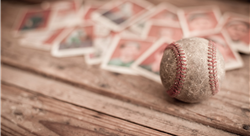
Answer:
[2,84,172,136]
[1,45,250,135]
[1,65,237,136]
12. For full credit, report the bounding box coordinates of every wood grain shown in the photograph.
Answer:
[2,31,250,135]
[2,83,170,136]
[1,65,237,136]
[1,117,39,136]
[1,0,250,135]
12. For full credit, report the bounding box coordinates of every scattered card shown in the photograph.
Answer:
[51,25,95,57]
[13,9,52,36]
[131,38,171,83]
[79,5,101,24]
[142,21,183,42]
[178,6,221,37]
[101,36,155,74]
[84,36,112,65]
[130,3,180,35]
[92,0,153,31]
[14,0,247,78]
[199,32,243,70]
[49,7,80,28]
[85,24,112,65]
[78,1,108,24]
[219,12,250,54]
[19,28,66,50]
[41,0,82,11]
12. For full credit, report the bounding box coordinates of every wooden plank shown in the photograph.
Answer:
[2,32,250,135]
[1,65,237,136]
[1,83,170,136]
[1,1,250,135]
[1,117,37,136]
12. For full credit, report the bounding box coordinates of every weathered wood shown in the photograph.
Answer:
[2,83,171,136]
[1,65,237,136]
[1,117,38,136]
[2,30,250,135]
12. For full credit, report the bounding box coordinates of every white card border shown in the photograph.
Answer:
[92,0,153,31]
[101,35,155,75]
[130,2,181,35]
[12,8,54,37]
[218,12,250,54]
[178,5,221,37]
[131,38,171,83]
[197,31,244,70]
[18,28,66,51]
[51,24,95,57]
[141,21,183,40]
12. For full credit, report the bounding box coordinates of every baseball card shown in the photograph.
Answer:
[131,38,171,83]
[92,0,153,31]
[84,35,112,65]
[93,23,111,37]
[47,0,82,28]
[130,3,180,35]
[51,25,95,57]
[200,32,243,70]
[111,29,140,38]
[78,0,109,24]
[219,12,249,54]
[49,8,80,28]
[85,24,139,65]
[41,0,81,11]
[178,6,221,37]
[142,22,183,42]
[79,5,101,23]
[85,24,112,65]
[101,36,155,74]
[13,9,52,35]
[19,28,66,50]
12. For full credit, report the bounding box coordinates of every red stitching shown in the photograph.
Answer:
[208,41,219,95]
[165,42,187,97]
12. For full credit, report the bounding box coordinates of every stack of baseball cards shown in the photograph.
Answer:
[13,0,249,83]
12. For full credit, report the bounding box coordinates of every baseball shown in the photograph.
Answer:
[160,37,225,103]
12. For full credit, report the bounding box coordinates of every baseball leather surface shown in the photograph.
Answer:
[160,37,225,103]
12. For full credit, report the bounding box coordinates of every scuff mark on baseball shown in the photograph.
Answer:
[160,37,225,103]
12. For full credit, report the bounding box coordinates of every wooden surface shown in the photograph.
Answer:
[1,0,250,136]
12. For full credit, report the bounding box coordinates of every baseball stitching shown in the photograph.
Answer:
[208,41,219,95]
[165,42,187,97]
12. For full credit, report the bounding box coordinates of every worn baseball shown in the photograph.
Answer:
[160,37,225,103]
